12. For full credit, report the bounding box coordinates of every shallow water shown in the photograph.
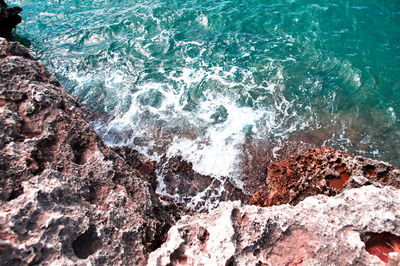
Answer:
[11,0,400,181]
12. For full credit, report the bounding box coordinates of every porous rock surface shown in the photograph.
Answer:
[250,147,400,207]
[0,38,182,265]
[148,185,400,265]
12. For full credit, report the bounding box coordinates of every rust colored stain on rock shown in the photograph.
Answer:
[361,232,400,263]
[367,167,377,177]
[327,172,350,189]
[286,258,304,266]
[249,190,269,207]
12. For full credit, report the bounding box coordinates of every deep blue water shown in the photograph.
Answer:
[10,0,400,177]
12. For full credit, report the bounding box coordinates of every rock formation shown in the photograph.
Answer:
[249,147,400,207]
[0,0,22,41]
[148,185,400,265]
[0,38,184,264]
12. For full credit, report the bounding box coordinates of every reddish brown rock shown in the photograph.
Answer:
[238,135,329,196]
[0,38,183,265]
[250,147,400,207]
[238,138,272,195]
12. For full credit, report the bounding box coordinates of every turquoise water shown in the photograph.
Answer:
[11,0,400,177]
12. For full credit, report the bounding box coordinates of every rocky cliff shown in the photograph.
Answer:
[0,38,184,265]
[1,37,400,265]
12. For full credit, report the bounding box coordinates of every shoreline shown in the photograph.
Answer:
[1,38,400,264]
[9,0,400,174]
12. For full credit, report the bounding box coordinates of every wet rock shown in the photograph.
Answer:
[0,38,182,264]
[159,155,214,198]
[238,138,274,194]
[158,155,251,211]
[148,185,400,265]
[0,0,22,41]
[249,147,400,207]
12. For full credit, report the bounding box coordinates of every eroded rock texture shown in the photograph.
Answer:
[250,147,400,207]
[148,185,400,265]
[0,38,182,265]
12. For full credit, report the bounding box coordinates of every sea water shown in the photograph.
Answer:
[10,0,400,181]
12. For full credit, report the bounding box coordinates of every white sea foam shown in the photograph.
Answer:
[56,25,307,196]
[91,58,306,189]
[196,14,209,28]
[165,97,265,181]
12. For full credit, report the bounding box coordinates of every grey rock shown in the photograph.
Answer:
[149,185,400,265]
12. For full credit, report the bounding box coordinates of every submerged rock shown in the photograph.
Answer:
[148,185,400,265]
[0,38,182,264]
[0,0,22,41]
